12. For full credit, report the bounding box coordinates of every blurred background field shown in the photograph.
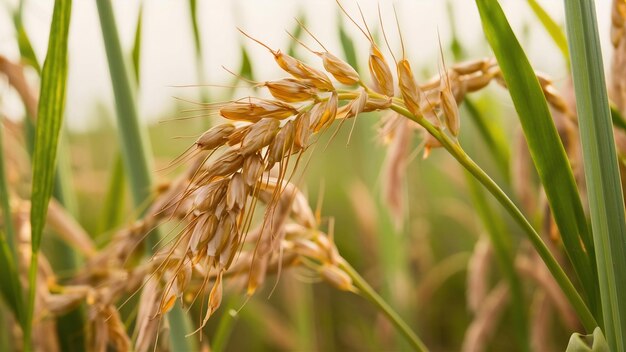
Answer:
[0,0,617,351]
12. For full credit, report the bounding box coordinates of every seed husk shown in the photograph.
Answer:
[296,62,335,91]
[196,123,236,150]
[200,272,223,327]
[368,45,395,96]
[320,52,360,85]
[207,149,245,178]
[265,78,317,102]
[294,111,312,148]
[312,91,338,132]
[319,265,355,292]
[397,59,425,118]
[189,213,210,253]
[452,57,490,75]
[194,179,228,211]
[273,50,333,91]
[226,172,248,210]
[268,120,296,166]
[463,71,494,93]
[363,95,393,112]
[220,98,299,122]
[239,118,281,155]
[440,81,460,137]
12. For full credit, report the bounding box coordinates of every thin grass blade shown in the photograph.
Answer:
[563,1,626,349]
[96,0,154,217]
[474,0,598,317]
[26,0,72,349]
[527,0,570,67]
[131,3,143,85]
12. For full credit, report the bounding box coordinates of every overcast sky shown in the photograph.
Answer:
[0,0,613,132]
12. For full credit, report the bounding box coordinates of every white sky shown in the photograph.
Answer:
[0,0,613,132]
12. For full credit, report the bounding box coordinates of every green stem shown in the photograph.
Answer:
[389,103,597,332]
[338,260,429,352]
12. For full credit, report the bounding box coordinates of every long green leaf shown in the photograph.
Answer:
[475,0,598,317]
[96,0,154,219]
[563,1,626,350]
[26,0,72,349]
[527,0,570,67]
[10,8,85,348]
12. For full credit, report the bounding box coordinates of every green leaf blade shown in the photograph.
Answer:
[563,1,626,350]
[26,0,73,348]
[474,0,598,318]
[131,4,143,85]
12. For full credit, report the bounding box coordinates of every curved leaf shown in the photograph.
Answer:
[475,0,598,315]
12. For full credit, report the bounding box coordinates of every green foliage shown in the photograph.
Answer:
[131,4,143,85]
[475,0,598,316]
[564,1,626,350]
[26,0,73,348]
